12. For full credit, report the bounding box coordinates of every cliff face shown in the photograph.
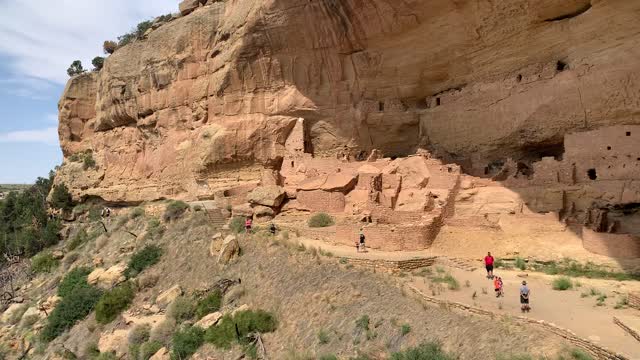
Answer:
[57,0,640,202]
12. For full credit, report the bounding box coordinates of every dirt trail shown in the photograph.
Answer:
[295,236,640,358]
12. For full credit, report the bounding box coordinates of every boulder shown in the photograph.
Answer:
[217,235,240,265]
[156,285,183,309]
[253,205,275,218]
[260,169,283,186]
[247,186,286,207]
[88,264,126,289]
[383,157,431,189]
[149,347,170,360]
[231,304,249,316]
[52,250,64,260]
[39,295,61,313]
[322,173,357,193]
[194,311,223,328]
[1,303,27,324]
[98,329,129,358]
[178,0,200,16]
[232,203,254,217]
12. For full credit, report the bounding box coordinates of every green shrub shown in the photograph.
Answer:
[51,183,74,211]
[83,152,97,170]
[58,267,92,298]
[401,324,411,336]
[67,229,89,251]
[145,218,164,239]
[167,296,195,323]
[130,207,145,219]
[171,326,205,360]
[88,206,102,222]
[229,216,245,234]
[31,251,59,274]
[390,342,455,360]
[205,310,277,349]
[128,324,151,345]
[355,315,370,331]
[66,60,85,77]
[103,40,117,54]
[569,349,593,360]
[195,291,222,319]
[308,213,334,228]
[163,201,189,222]
[96,352,117,360]
[125,245,163,278]
[515,257,527,271]
[318,329,330,345]
[552,276,573,291]
[92,57,105,71]
[138,340,163,360]
[41,286,103,341]
[150,320,176,346]
[95,282,135,324]
[432,274,460,290]
[319,355,338,360]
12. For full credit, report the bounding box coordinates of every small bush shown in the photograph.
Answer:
[319,355,338,360]
[95,282,135,324]
[570,349,594,360]
[308,213,334,228]
[130,207,145,219]
[167,296,195,323]
[318,329,330,345]
[66,60,85,77]
[125,245,163,278]
[31,251,59,274]
[552,276,573,291]
[128,324,151,345]
[205,310,277,349]
[51,183,74,211]
[515,257,527,271]
[146,218,164,239]
[355,315,370,331]
[614,296,629,309]
[82,152,97,170]
[195,291,222,319]
[432,274,460,290]
[41,286,103,341]
[172,326,205,360]
[163,200,189,222]
[58,267,92,298]
[390,342,455,360]
[67,228,89,251]
[596,294,607,306]
[150,320,176,346]
[137,273,160,289]
[103,40,117,54]
[401,324,411,336]
[229,216,245,234]
[139,340,163,360]
[92,57,105,71]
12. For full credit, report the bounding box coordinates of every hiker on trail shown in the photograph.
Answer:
[101,207,111,225]
[358,229,366,253]
[269,222,277,235]
[245,217,252,233]
[520,281,530,312]
[494,276,503,298]
[484,252,495,279]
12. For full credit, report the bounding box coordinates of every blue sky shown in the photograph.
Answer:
[0,0,177,183]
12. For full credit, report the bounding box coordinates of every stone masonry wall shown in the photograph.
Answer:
[628,292,640,311]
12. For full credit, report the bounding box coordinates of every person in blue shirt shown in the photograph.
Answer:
[520,281,530,312]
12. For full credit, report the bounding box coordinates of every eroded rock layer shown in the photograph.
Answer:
[57,0,640,204]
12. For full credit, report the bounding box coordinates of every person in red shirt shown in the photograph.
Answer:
[484,252,495,279]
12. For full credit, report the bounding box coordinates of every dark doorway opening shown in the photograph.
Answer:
[587,168,597,180]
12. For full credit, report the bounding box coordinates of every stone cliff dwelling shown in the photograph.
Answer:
[54,0,640,258]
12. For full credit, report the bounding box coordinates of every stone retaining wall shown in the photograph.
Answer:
[613,317,640,343]
[345,257,437,273]
[628,292,640,310]
[407,285,628,360]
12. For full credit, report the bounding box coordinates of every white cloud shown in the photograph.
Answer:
[0,0,178,85]
[0,126,58,145]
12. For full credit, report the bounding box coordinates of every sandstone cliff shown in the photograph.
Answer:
[57,0,640,203]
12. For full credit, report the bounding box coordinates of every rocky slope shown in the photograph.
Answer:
[56,0,640,202]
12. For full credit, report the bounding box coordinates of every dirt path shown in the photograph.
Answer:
[294,236,640,358]
[410,266,640,359]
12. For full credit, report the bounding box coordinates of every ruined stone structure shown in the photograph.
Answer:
[54,0,640,253]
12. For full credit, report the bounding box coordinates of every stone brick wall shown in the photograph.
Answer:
[346,257,437,273]
[335,222,438,251]
[629,292,640,310]
[582,227,640,258]
[407,285,628,360]
[613,317,640,343]
[297,190,346,213]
